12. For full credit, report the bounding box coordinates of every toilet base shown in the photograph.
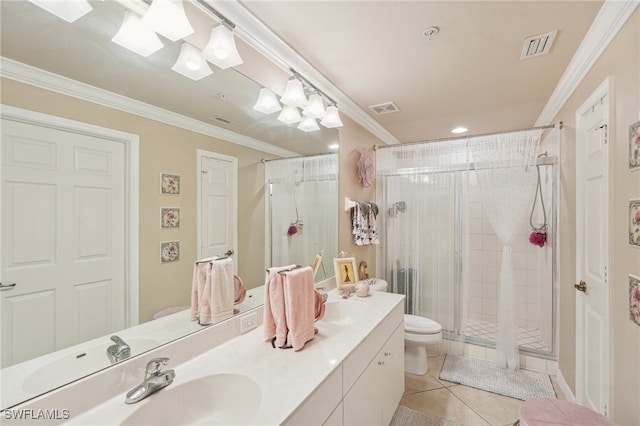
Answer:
[404,344,429,375]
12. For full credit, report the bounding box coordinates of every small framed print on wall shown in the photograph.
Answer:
[160,241,180,263]
[160,207,180,229]
[629,120,640,171]
[630,199,640,248]
[161,173,180,194]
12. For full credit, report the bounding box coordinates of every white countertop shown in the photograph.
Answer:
[65,290,404,425]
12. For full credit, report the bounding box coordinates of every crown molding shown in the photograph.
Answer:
[535,0,639,126]
[207,0,402,146]
[0,57,300,158]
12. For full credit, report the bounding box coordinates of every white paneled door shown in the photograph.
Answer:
[575,80,610,416]
[1,118,126,367]
[197,150,237,266]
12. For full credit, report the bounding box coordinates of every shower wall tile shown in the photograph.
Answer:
[481,235,497,250]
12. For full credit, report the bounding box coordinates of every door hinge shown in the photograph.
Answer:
[603,265,608,284]
[603,404,608,416]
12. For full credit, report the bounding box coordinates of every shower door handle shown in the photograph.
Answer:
[574,280,587,293]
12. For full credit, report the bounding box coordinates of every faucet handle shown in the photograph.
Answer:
[145,357,170,377]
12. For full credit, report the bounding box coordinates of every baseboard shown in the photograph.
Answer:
[556,367,576,402]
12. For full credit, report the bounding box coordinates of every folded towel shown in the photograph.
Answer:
[283,266,317,351]
[190,257,235,325]
[263,264,296,346]
[234,274,246,305]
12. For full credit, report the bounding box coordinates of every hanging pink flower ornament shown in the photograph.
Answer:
[287,224,298,236]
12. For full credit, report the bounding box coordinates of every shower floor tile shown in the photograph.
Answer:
[465,319,550,351]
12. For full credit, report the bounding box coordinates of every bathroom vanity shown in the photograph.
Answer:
[2,289,404,425]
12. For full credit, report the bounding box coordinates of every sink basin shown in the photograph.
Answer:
[22,338,159,394]
[122,373,262,426]
[321,300,369,325]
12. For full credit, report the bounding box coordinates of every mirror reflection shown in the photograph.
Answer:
[0,0,338,410]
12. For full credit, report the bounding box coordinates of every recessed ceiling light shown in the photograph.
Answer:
[451,126,468,134]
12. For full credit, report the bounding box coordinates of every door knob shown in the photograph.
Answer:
[574,280,587,293]
[0,282,17,291]
[225,249,234,257]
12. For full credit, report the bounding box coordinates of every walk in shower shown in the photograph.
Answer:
[264,154,338,281]
[376,132,558,361]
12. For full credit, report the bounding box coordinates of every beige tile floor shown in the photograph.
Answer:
[400,355,565,426]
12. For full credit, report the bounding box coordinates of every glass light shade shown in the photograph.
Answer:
[320,106,344,128]
[253,88,282,114]
[280,78,307,108]
[202,25,243,69]
[171,43,213,81]
[277,105,302,125]
[112,11,164,58]
[28,0,92,23]
[142,0,194,42]
[302,93,326,118]
[298,116,320,132]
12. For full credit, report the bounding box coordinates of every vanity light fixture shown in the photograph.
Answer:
[203,24,243,69]
[302,93,326,119]
[171,42,213,81]
[280,78,307,108]
[451,126,468,134]
[141,0,194,42]
[329,143,340,150]
[253,88,282,114]
[277,105,303,125]
[320,105,344,128]
[298,116,320,132]
[112,10,164,57]
[27,0,92,23]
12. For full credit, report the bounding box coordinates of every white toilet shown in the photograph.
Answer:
[370,279,443,375]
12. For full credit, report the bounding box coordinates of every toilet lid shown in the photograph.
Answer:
[404,314,442,334]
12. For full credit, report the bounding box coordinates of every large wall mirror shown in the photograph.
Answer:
[0,0,338,409]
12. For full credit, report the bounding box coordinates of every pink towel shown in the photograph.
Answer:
[314,289,326,321]
[190,257,235,325]
[234,274,246,305]
[283,266,316,351]
[263,264,296,346]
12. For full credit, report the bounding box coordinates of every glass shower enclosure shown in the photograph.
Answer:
[377,155,558,359]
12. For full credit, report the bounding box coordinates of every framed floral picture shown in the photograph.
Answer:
[630,274,640,327]
[160,241,180,263]
[630,199,640,248]
[630,120,640,171]
[334,256,358,290]
[160,207,180,229]
[161,173,180,194]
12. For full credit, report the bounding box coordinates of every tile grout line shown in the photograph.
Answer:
[445,384,496,426]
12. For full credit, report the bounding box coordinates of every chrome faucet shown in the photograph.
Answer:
[107,335,131,364]
[125,358,175,404]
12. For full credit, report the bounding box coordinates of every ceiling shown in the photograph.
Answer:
[1,1,604,153]
[239,0,603,143]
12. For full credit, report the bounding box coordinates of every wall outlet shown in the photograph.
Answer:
[240,311,258,334]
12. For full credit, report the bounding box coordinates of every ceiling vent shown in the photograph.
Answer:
[520,30,557,59]
[210,116,232,125]
[369,102,400,115]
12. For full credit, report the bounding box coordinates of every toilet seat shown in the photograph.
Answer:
[404,314,442,335]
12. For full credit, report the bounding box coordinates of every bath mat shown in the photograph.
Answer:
[439,354,556,401]
[390,405,462,426]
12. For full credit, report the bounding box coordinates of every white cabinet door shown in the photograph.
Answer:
[323,402,343,426]
[344,323,404,426]
[381,325,404,425]
[343,356,380,426]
